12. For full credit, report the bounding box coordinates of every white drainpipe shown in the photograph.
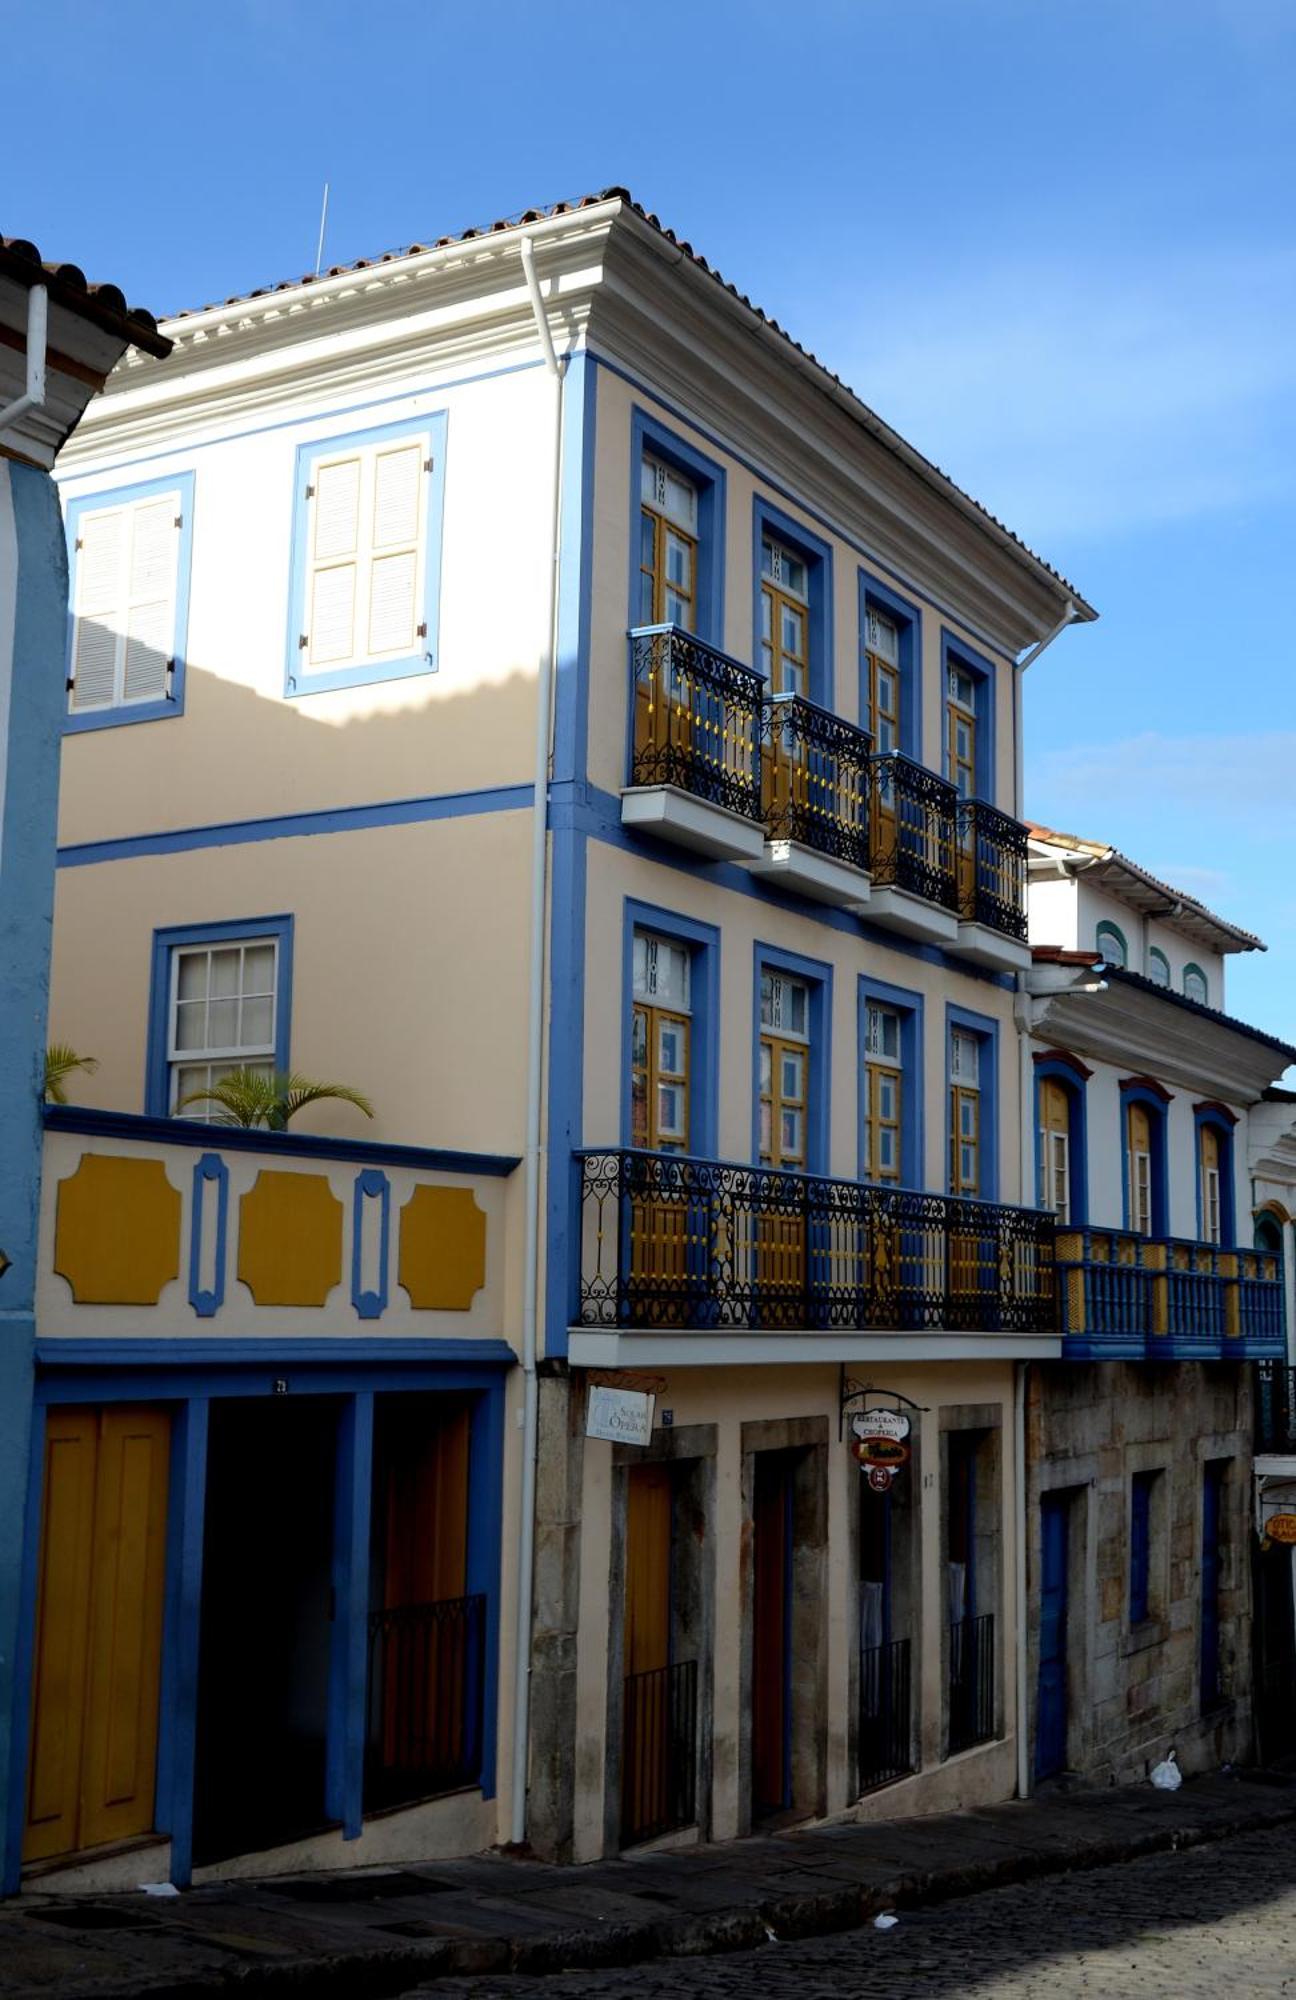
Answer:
[0,285,49,443]
[511,234,567,1848]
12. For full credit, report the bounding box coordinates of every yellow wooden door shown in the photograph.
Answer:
[623,1464,672,1839]
[25,1406,170,1863]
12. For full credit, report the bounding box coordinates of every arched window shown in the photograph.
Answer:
[1148,948,1170,989]
[1193,1102,1237,1246]
[1119,1079,1171,1237]
[1183,963,1209,1006]
[1255,1212,1283,1262]
[1034,1052,1090,1226]
[1096,921,1128,969]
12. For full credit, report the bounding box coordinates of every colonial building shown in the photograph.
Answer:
[1022,828,1291,1784]
[1246,1085,1296,1763]
[6,187,1201,1896]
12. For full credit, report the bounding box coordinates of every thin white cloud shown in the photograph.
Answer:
[1030,730,1296,817]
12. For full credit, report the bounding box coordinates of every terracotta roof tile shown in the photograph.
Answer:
[0,235,171,358]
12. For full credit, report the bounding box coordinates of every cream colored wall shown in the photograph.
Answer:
[48,810,534,1153]
[56,361,555,848]
[586,365,1018,814]
[1026,874,1078,952]
[581,837,1020,1197]
[1073,883,1227,1001]
[571,1359,1021,1861]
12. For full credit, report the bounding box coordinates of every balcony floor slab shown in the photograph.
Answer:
[746,839,872,907]
[864,884,960,946]
[953,922,1032,973]
[620,785,766,863]
[568,1330,1063,1368]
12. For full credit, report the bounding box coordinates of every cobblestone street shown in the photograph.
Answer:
[421,1825,1296,1998]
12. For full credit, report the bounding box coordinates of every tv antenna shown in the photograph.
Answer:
[314,182,330,277]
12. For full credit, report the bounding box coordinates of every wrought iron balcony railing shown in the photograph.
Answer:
[629,625,763,822]
[859,1635,913,1792]
[760,693,872,870]
[1256,1362,1296,1453]
[365,1592,486,1811]
[621,1657,699,1846]
[955,800,1029,941]
[1056,1229,1284,1360]
[576,1150,1055,1335]
[867,753,958,910]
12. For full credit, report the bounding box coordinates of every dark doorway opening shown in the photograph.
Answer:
[1036,1491,1071,1779]
[192,1397,339,1866]
[752,1449,797,1818]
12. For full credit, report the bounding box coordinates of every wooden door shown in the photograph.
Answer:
[25,1406,170,1863]
[751,1455,792,1815]
[622,1465,672,1840]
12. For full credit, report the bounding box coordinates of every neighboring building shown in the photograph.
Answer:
[1245,1085,1296,1763]
[8,188,1106,1894]
[0,234,171,1899]
[1022,828,1292,1784]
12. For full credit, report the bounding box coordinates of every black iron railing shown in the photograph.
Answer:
[1254,1652,1296,1765]
[365,1593,485,1811]
[621,1658,698,1846]
[859,1636,912,1791]
[949,1612,995,1754]
[629,626,763,822]
[576,1151,1055,1334]
[868,753,957,910]
[1257,1363,1296,1451]
[760,694,872,870]
[956,800,1028,941]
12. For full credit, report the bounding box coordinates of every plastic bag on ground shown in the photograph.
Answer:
[1150,1749,1182,1791]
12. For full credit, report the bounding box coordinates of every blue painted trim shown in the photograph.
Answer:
[1096,921,1129,968]
[588,352,1038,664]
[946,1003,1000,1201]
[326,1392,373,1838]
[34,1338,516,1382]
[1033,1055,1089,1226]
[187,1152,229,1317]
[753,496,834,706]
[941,628,996,806]
[157,1397,207,1884]
[285,411,448,698]
[858,975,925,1190]
[630,407,726,647]
[2,1400,44,1897]
[144,914,293,1118]
[620,899,722,1159]
[467,1380,506,1798]
[859,570,922,760]
[46,1103,521,1177]
[63,471,195,733]
[575,781,1016,988]
[57,782,534,869]
[1193,1102,1237,1246]
[1118,1079,1171,1237]
[351,1169,391,1320]
[752,942,833,1175]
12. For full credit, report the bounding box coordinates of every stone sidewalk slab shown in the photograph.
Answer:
[2,1769,1294,1999]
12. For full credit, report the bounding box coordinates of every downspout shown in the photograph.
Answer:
[0,285,48,444]
[1014,1359,1031,1798]
[512,235,567,1848]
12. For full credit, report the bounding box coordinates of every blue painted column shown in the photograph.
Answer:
[326,1391,374,1838]
[0,460,70,1895]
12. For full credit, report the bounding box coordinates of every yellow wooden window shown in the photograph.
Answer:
[1126,1103,1153,1235]
[1200,1124,1222,1244]
[760,537,809,697]
[759,973,810,1168]
[639,458,698,629]
[864,607,901,753]
[949,1030,980,1197]
[864,1002,902,1184]
[1039,1079,1071,1223]
[946,664,977,799]
[631,931,691,1153]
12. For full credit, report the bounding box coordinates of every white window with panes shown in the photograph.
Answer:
[639,458,698,629]
[69,489,184,715]
[760,537,810,697]
[864,607,900,753]
[864,1002,903,1184]
[760,972,810,1170]
[168,938,279,1117]
[949,1029,981,1197]
[299,431,433,678]
[631,931,692,1153]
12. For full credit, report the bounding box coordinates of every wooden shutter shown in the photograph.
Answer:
[368,442,422,656]
[122,499,179,702]
[70,509,125,710]
[70,494,181,712]
[302,434,429,674]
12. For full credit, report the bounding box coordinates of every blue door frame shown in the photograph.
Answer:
[1036,1494,1069,1780]
[5,1341,511,1893]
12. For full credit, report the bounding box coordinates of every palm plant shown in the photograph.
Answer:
[44,1044,99,1104]
[177,1067,374,1131]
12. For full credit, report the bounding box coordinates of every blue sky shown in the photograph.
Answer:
[10,0,1295,1040]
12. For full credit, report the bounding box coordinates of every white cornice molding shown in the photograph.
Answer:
[1028,986,1283,1104]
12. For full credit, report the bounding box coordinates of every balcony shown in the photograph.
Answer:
[1056,1226,1284,1361]
[749,692,873,905]
[866,752,960,944]
[621,626,766,862]
[572,1148,1057,1362]
[954,801,1031,971]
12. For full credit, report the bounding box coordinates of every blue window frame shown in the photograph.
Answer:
[753,497,834,706]
[1033,1051,1090,1226]
[1119,1078,1171,1237]
[946,1005,999,1202]
[620,900,720,1158]
[859,571,921,760]
[285,411,448,697]
[145,915,294,1118]
[1193,1101,1238,1246]
[1129,1470,1157,1624]
[752,943,832,1175]
[63,471,195,733]
[858,976,924,1189]
[1096,921,1129,969]
[629,408,726,647]
[941,629,996,805]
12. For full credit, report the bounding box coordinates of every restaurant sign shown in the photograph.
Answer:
[852,1409,912,1492]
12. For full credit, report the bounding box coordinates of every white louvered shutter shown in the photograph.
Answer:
[70,492,181,712]
[301,435,430,676]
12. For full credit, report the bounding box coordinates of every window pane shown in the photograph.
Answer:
[209,949,241,999]
[760,1042,772,1092]
[207,996,238,1048]
[176,951,207,1000]
[240,996,274,1047]
[173,999,206,1053]
[782,1108,803,1155]
[243,944,276,994]
[781,1051,803,1099]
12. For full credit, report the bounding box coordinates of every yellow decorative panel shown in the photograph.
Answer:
[237,1171,343,1307]
[399,1185,487,1311]
[54,1155,181,1306]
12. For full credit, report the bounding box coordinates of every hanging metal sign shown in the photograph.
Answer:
[851,1409,912,1489]
[586,1385,655,1446]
